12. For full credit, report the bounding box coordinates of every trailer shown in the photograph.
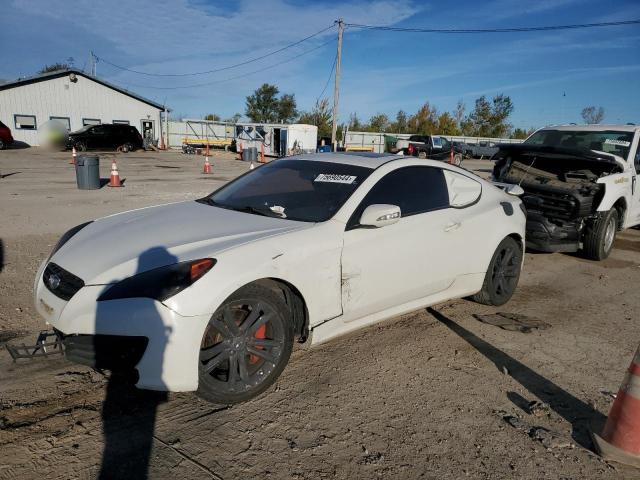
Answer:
[168,119,235,150]
[235,123,317,157]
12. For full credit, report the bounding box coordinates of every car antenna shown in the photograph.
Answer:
[518,156,536,187]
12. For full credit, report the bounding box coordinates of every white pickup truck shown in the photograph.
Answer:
[493,124,640,260]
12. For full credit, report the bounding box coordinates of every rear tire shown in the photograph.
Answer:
[471,236,522,306]
[75,141,87,152]
[583,208,618,260]
[418,151,427,159]
[0,139,5,150]
[197,283,294,405]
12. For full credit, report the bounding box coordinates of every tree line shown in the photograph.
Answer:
[204,82,609,139]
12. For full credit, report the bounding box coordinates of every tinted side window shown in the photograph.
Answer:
[349,166,449,227]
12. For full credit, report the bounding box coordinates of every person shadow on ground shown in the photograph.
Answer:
[95,247,176,479]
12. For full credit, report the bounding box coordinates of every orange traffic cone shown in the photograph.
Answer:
[203,156,212,174]
[205,143,210,157]
[591,345,640,468]
[260,143,265,163]
[70,146,77,165]
[108,160,123,187]
[250,161,255,170]
[237,143,243,161]
[449,144,454,165]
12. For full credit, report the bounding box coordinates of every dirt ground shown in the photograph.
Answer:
[0,148,638,479]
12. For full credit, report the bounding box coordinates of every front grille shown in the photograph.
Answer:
[43,263,84,301]
[61,333,149,371]
[522,190,577,220]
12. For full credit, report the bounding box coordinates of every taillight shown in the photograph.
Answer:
[408,144,414,155]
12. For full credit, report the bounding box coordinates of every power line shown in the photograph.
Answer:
[345,19,640,34]
[113,38,335,90]
[96,24,335,77]
[316,52,337,102]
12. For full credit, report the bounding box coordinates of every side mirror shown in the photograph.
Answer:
[359,204,401,228]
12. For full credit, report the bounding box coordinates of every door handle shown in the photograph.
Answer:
[444,221,461,232]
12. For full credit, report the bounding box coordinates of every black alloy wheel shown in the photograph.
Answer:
[197,284,293,404]
[471,236,522,306]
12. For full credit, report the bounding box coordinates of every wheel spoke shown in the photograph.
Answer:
[503,267,519,278]
[247,312,272,335]
[247,346,278,364]
[238,354,250,382]
[202,349,231,374]
[503,248,514,265]
[239,303,262,332]
[247,338,281,348]
[200,341,227,362]
[228,352,239,385]
[221,306,240,336]
[210,318,233,339]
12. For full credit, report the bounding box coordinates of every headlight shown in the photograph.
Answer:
[48,221,93,261]
[97,258,216,302]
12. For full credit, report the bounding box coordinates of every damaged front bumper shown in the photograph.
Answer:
[525,212,582,253]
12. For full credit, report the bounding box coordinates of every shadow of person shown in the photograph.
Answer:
[96,247,176,479]
[427,307,606,450]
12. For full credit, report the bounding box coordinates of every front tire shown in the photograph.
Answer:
[453,153,463,166]
[471,236,522,306]
[583,208,618,260]
[0,139,5,150]
[197,283,294,405]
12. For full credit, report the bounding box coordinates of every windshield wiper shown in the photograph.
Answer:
[234,205,285,218]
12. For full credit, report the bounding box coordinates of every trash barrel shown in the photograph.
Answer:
[242,148,251,162]
[75,155,100,190]
[317,145,331,153]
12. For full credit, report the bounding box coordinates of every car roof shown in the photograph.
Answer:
[539,124,639,133]
[291,152,405,169]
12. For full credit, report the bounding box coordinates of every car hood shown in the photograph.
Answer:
[50,200,310,285]
[497,144,626,169]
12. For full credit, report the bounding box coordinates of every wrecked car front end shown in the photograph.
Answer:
[493,145,624,252]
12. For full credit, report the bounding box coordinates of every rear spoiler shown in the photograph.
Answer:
[493,181,524,196]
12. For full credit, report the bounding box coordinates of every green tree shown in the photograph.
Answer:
[437,112,460,135]
[407,102,439,135]
[245,84,297,123]
[277,93,298,123]
[390,110,408,133]
[225,113,242,123]
[204,113,220,121]
[581,106,605,124]
[368,113,390,132]
[298,98,332,138]
[511,127,536,139]
[348,112,363,131]
[465,94,514,137]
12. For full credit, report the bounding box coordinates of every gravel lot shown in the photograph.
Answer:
[0,148,638,479]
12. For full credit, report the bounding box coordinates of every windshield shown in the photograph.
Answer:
[525,129,634,160]
[204,159,373,222]
[71,125,94,134]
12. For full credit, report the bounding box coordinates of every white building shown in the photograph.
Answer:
[0,69,166,146]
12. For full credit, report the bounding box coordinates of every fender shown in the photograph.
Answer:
[596,171,632,221]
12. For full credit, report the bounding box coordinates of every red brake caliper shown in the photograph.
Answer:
[249,324,266,365]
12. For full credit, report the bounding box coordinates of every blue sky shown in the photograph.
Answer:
[3,0,640,129]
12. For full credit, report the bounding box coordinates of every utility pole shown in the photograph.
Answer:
[331,19,344,151]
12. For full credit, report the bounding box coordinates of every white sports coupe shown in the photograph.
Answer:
[35,153,525,404]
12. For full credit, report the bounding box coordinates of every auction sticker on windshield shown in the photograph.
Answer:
[604,139,631,147]
[314,174,357,184]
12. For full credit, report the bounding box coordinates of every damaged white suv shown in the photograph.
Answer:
[493,124,640,260]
